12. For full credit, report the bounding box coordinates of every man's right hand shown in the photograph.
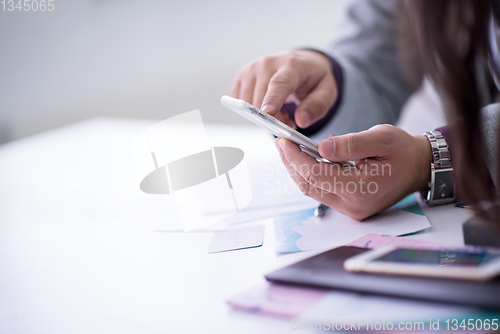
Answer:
[230,49,338,129]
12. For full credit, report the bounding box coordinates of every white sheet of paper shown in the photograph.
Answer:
[296,208,431,251]
[275,198,431,253]
[208,225,265,253]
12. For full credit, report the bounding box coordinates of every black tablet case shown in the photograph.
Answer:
[265,246,500,310]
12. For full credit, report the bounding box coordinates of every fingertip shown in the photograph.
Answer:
[278,137,286,151]
[229,87,237,98]
[296,110,312,128]
[273,110,287,124]
[274,137,281,150]
[284,118,297,129]
[281,110,297,129]
[261,103,276,115]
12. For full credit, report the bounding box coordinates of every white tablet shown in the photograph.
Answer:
[344,246,500,281]
[220,95,328,161]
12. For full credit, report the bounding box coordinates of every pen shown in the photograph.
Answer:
[314,203,330,218]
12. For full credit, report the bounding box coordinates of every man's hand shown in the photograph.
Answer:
[275,125,433,220]
[230,50,337,129]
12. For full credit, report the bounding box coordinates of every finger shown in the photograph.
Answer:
[276,139,343,207]
[283,118,297,129]
[318,128,390,162]
[260,67,301,117]
[238,75,256,105]
[281,110,297,129]
[268,108,297,129]
[295,76,337,128]
[271,109,289,124]
[253,73,274,109]
[277,141,315,195]
[278,138,355,196]
[285,94,300,105]
[230,75,241,98]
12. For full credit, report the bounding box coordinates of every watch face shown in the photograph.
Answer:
[432,170,455,201]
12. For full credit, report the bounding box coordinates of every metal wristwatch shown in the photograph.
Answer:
[422,130,456,205]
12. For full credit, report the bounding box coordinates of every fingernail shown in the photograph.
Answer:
[261,103,274,114]
[300,111,312,127]
[321,139,335,157]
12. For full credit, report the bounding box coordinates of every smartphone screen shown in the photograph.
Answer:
[373,249,500,267]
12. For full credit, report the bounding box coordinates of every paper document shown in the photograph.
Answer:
[274,194,431,253]
[227,282,477,325]
[207,225,264,253]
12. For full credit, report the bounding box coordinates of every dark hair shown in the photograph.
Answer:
[399,0,498,217]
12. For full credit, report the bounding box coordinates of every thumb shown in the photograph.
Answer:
[318,129,388,161]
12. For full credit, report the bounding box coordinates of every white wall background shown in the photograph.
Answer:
[0,0,351,143]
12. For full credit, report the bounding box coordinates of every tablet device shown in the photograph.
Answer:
[265,246,500,309]
[220,96,329,162]
[343,246,500,281]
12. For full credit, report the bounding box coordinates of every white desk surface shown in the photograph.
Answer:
[0,118,473,334]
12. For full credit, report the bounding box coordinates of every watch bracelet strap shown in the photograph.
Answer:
[422,130,455,204]
[424,130,452,169]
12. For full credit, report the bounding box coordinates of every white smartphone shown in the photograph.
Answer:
[221,95,329,162]
[344,246,500,281]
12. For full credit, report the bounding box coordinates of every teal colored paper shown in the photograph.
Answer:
[390,194,425,216]
[274,208,314,253]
